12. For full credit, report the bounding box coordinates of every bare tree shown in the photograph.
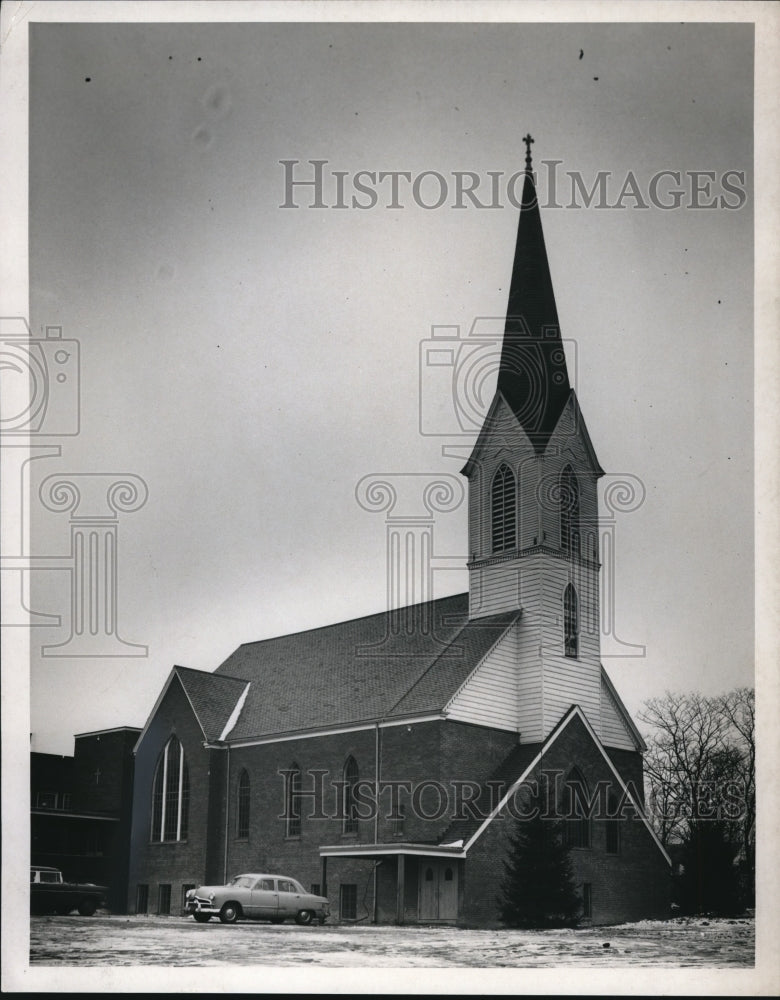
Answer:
[640,689,754,846]
[639,687,755,910]
[717,687,755,879]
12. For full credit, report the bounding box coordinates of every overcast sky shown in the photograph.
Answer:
[16,15,757,755]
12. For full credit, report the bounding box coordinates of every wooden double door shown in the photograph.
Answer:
[418,859,458,922]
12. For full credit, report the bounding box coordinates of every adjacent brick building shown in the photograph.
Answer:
[128,141,671,926]
[31,726,140,912]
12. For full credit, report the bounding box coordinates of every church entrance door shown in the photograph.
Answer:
[418,860,458,922]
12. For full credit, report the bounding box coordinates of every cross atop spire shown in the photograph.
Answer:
[522,133,534,172]
[496,133,572,452]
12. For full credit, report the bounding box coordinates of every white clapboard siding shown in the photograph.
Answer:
[516,620,544,742]
[542,658,602,736]
[518,455,542,549]
[446,626,520,731]
[600,675,638,750]
[468,562,522,618]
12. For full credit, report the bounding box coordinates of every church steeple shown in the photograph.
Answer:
[497,135,571,453]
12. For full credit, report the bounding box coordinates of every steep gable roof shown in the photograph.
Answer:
[547,390,605,476]
[214,593,518,741]
[460,389,532,479]
[133,666,249,751]
[458,704,670,865]
[600,665,646,751]
[174,666,250,742]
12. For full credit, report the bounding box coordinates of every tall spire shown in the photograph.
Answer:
[496,136,571,453]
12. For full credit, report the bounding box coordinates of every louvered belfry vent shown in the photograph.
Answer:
[491,463,517,553]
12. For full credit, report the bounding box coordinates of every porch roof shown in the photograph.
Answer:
[318,842,466,859]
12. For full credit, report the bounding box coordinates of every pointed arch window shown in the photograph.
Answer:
[285,762,302,837]
[237,769,250,839]
[342,756,359,835]
[564,584,579,658]
[564,767,591,849]
[150,735,189,842]
[491,464,517,553]
[560,465,580,557]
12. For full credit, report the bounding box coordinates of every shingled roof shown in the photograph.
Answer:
[208,593,518,742]
[174,666,249,742]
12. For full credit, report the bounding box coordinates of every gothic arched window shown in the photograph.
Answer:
[564,583,579,659]
[342,756,359,835]
[560,465,580,557]
[285,762,302,837]
[237,769,250,839]
[150,735,189,842]
[491,464,517,553]
[564,767,591,849]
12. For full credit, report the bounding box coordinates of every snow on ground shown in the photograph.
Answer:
[29,915,754,968]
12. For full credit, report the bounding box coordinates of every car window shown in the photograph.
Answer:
[40,871,61,883]
[278,880,296,893]
[255,878,274,891]
[291,880,305,894]
[230,875,254,889]
[30,871,36,883]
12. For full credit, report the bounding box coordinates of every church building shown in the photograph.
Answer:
[128,140,671,926]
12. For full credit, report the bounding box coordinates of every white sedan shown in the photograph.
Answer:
[185,873,329,925]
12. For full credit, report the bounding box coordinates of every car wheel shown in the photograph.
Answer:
[193,913,211,923]
[219,902,241,924]
[77,898,97,916]
[295,909,314,926]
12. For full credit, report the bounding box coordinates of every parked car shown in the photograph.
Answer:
[185,873,329,925]
[30,865,108,916]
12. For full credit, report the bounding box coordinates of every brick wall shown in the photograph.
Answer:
[127,678,219,914]
[605,746,645,805]
[130,714,522,921]
[463,713,670,927]
[129,705,667,926]
[72,730,137,814]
